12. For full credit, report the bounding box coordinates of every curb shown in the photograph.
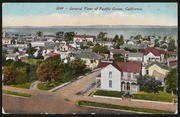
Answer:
[93,95,123,100]
[77,104,153,114]
[2,94,31,99]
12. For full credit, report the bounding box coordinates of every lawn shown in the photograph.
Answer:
[77,100,174,114]
[93,90,124,98]
[133,91,178,102]
[10,80,37,89]
[3,90,32,97]
[22,59,43,64]
[37,82,63,90]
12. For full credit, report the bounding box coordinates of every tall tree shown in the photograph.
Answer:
[56,31,64,38]
[36,31,43,37]
[97,32,107,41]
[113,35,119,42]
[64,32,75,41]
[92,45,110,54]
[165,68,178,95]
[167,39,175,51]
[36,57,62,82]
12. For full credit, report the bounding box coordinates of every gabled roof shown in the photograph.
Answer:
[114,62,142,73]
[98,61,142,73]
[109,49,129,54]
[74,52,103,60]
[140,47,163,56]
[146,61,170,70]
[17,51,25,55]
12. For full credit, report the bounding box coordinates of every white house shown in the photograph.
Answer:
[140,47,164,65]
[2,37,12,45]
[73,35,95,42]
[96,61,142,93]
[6,54,19,61]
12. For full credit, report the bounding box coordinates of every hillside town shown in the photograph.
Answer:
[2,30,178,114]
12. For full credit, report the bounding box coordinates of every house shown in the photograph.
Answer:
[142,61,170,85]
[127,52,143,62]
[73,34,95,42]
[44,51,60,60]
[166,57,178,69]
[109,49,129,60]
[140,47,165,65]
[72,51,104,69]
[16,51,28,60]
[96,61,142,93]
[6,54,19,61]
[2,37,12,45]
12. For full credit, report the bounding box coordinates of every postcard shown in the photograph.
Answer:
[2,2,178,114]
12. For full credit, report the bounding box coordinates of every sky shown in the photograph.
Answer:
[2,3,177,27]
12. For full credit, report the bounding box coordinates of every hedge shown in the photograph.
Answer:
[93,90,124,98]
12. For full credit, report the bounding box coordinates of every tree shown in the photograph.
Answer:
[64,32,75,41]
[70,58,86,74]
[97,32,107,41]
[36,31,43,37]
[56,31,64,38]
[114,57,125,62]
[3,59,14,67]
[13,47,19,53]
[161,45,167,49]
[137,75,162,93]
[80,45,89,50]
[87,41,94,46]
[134,34,142,40]
[92,45,110,54]
[165,68,177,95]
[113,35,119,42]
[154,42,160,48]
[167,39,175,51]
[117,35,124,46]
[26,46,36,57]
[36,57,62,82]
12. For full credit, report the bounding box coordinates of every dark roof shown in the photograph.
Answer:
[109,49,129,54]
[98,61,112,68]
[140,47,163,56]
[74,52,103,60]
[146,61,170,70]
[45,51,60,57]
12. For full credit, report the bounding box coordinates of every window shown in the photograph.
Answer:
[146,70,149,75]
[90,60,94,63]
[109,71,112,78]
[109,80,112,88]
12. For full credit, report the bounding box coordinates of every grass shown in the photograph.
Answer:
[22,59,43,64]
[10,80,37,89]
[37,82,63,90]
[133,91,178,102]
[3,90,32,97]
[93,90,124,98]
[77,100,174,114]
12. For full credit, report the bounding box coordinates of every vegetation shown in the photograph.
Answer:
[113,35,124,48]
[22,59,43,65]
[64,32,75,41]
[165,68,178,95]
[78,101,173,114]
[97,32,107,41]
[167,39,176,51]
[133,91,177,102]
[93,90,124,98]
[86,41,94,46]
[92,45,110,54]
[124,47,138,52]
[137,75,162,93]
[36,56,62,82]
[114,57,126,62]
[3,90,32,97]
[56,31,64,38]
[80,45,89,50]
[36,31,43,37]
[10,80,36,89]
[26,43,36,57]
[13,47,19,53]
[134,34,142,40]
[37,81,63,90]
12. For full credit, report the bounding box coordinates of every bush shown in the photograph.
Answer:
[94,90,124,98]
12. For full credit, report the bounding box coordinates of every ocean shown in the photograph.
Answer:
[2,27,178,41]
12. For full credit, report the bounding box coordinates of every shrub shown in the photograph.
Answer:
[94,90,124,98]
